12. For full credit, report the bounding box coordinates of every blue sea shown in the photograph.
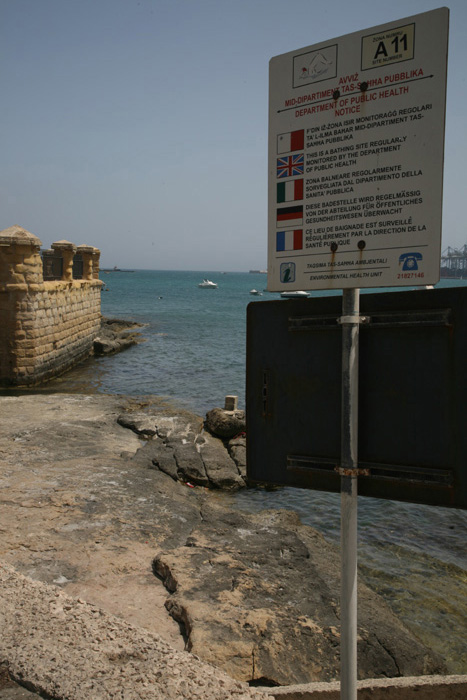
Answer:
[29,271,467,671]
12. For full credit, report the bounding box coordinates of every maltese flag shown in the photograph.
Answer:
[277,129,304,154]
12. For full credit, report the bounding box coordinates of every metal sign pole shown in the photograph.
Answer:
[339,287,360,700]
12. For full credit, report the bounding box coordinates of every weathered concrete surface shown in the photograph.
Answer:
[0,394,448,693]
[264,674,467,699]
[0,563,271,700]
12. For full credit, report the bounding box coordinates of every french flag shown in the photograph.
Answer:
[276,230,303,251]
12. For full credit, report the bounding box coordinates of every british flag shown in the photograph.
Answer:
[277,154,304,178]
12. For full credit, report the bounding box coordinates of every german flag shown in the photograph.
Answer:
[276,205,303,227]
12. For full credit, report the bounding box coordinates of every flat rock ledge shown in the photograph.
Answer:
[0,563,271,700]
[93,317,147,355]
[152,505,446,687]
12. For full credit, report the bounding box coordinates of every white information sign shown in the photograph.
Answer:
[268,8,449,291]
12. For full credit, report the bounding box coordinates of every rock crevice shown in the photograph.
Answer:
[151,505,445,686]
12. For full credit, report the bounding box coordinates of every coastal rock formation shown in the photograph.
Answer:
[205,407,246,439]
[0,394,448,692]
[228,435,247,480]
[119,406,246,491]
[195,431,245,491]
[93,317,146,355]
[117,402,446,685]
[153,505,446,687]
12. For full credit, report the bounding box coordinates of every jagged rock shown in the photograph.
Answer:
[93,318,146,355]
[197,432,245,491]
[127,429,245,490]
[228,436,247,479]
[150,442,180,481]
[93,334,139,354]
[119,409,202,441]
[153,505,446,687]
[120,407,246,490]
[168,438,209,487]
[128,439,179,481]
[205,407,246,438]
[117,412,157,436]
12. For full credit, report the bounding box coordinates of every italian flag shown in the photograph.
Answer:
[277,179,304,203]
[276,230,303,251]
[277,129,304,154]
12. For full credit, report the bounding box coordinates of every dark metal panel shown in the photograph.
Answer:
[246,287,467,509]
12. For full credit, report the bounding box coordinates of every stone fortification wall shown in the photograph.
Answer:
[0,225,103,386]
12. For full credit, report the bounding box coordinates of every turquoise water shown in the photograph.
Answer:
[51,270,264,413]
[48,270,467,415]
[24,270,467,671]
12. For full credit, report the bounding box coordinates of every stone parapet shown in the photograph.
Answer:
[76,244,95,280]
[91,247,101,279]
[0,224,43,287]
[51,239,77,282]
[0,225,103,386]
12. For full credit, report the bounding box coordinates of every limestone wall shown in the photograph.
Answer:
[0,225,103,386]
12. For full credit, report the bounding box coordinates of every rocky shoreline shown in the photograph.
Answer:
[118,404,248,491]
[92,317,147,355]
[0,392,450,698]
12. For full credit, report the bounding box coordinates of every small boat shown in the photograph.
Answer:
[249,289,262,296]
[198,279,218,288]
[280,290,310,299]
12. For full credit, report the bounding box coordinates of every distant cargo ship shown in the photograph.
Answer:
[249,269,267,274]
[101,266,134,272]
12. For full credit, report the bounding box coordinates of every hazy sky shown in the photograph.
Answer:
[2,0,466,270]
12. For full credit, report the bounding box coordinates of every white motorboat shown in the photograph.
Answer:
[198,279,218,288]
[280,290,310,298]
[249,289,262,295]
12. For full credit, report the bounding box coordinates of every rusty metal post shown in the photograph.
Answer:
[339,287,360,700]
